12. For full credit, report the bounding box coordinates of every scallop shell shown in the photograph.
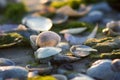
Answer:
[0,58,15,66]
[52,13,68,24]
[56,5,91,17]
[34,47,62,59]
[36,31,61,47]
[52,74,68,80]
[22,16,52,31]
[87,59,115,80]
[59,27,87,34]
[70,45,97,57]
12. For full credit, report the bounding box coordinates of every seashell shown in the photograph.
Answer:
[111,59,120,72]
[36,31,61,47]
[87,59,115,80]
[0,66,28,80]
[52,74,68,80]
[52,54,80,63]
[102,21,120,37]
[30,35,38,50]
[26,64,53,75]
[70,45,97,57]
[52,13,68,24]
[34,47,62,60]
[70,73,94,80]
[0,58,15,66]
[79,11,103,23]
[64,25,98,45]
[22,16,52,31]
[56,5,91,17]
[59,27,87,34]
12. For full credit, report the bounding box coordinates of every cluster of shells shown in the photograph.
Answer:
[0,1,120,80]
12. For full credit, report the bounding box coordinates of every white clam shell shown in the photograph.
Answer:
[22,16,52,31]
[70,45,97,57]
[60,27,87,34]
[34,47,62,59]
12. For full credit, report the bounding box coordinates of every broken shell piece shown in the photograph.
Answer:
[30,35,38,50]
[70,45,97,57]
[52,74,68,80]
[59,27,87,34]
[56,5,91,17]
[52,13,68,24]
[36,31,61,47]
[34,47,62,59]
[102,21,120,36]
[22,16,52,31]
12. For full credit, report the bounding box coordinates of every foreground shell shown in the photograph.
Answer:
[36,31,61,47]
[34,47,62,59]
[22,16,52,31]
[59,27,87,34]
[87,59,115,80]
[102,21,120,36]
[0,66,28,79]
[70,45,97,57]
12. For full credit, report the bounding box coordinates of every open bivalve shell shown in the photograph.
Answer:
[34,47,62,59]
[70,45,97,57]
[22,16,52,31]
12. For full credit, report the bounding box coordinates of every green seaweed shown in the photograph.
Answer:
[4,3,27,23]
[89,49,120,59]
[51,21,99,33]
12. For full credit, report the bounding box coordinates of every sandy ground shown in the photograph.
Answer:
[0,47,34,67]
